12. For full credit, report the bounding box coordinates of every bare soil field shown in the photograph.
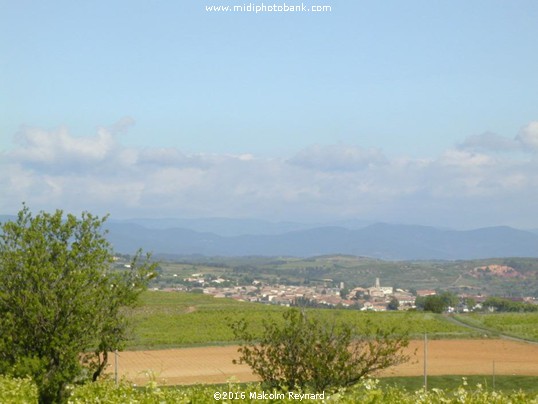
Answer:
[110,339,538,386]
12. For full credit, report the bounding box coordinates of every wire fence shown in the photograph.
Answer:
[107,339,538,387]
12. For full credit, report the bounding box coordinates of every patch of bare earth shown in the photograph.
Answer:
[471,264,523,279]
[109,339,538,386]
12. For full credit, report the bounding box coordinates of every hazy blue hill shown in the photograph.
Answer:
[103,221,538,260]
[229,226,357,257]
[104,222,225,256]
[351,224,538,260]
[3,213,537,260]
[348,223,446,259]
[111,217,319,236]
[451,226,538,258]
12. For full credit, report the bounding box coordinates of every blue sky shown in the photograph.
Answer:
[2,1,538,228]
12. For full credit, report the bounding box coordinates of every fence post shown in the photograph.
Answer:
[492,360,495,390]
[424,333,428,391]
[114,350,118,385]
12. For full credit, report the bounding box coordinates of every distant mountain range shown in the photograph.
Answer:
[2,214,538,260]
[104,220,538,260]
[110,217,372,236]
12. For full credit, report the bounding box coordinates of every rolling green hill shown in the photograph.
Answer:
[126,291,477,349]
[152,255,538,298]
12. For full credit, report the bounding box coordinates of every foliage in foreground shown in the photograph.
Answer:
[230,308,410,391]
[0,206,156,403]
[0,375,38,403]
[3,376,538,404]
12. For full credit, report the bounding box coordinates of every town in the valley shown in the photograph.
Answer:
[153,273,537,312]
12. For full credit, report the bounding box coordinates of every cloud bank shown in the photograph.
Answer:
[2,121,538,229]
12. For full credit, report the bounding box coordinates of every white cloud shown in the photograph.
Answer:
[138,148,188,166]
[459,122,538,154]
[107,116,135,135]
[516,121,538,151]
[458,131,519,152]
[2,121,538,228]
[288,144,387,171]
[11,126,116,167]
[438,149,495,168]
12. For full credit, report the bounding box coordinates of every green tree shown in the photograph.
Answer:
[339,287,350,299]
[419,291,459,314]
[387,297,399,311]
[422,295,446,313]
[438,291,459,309]
[463,297,476,310]
[0,205,156,403]
[414,295,426,310]
[230,309,409,392]
[483,297,538,312]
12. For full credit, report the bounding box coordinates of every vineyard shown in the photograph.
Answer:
[454,312,538,341]
[127,291,477,348]
[4,291,538,402]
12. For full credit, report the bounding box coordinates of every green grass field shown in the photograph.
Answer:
[454,312,538,341]
[127,291,478,349]
[128,291,284,348]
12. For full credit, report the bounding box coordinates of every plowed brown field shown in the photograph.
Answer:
[110,339,538,386]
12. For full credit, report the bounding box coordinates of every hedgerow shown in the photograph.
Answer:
[0,375,38,403]
[2,376,538,403]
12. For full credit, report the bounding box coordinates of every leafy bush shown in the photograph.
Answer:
[0,375,38,403]
[67,378,538,404]
[230,308,410,391]
[3,375,538,403]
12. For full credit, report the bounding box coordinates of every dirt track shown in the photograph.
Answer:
[110,339,538,386]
